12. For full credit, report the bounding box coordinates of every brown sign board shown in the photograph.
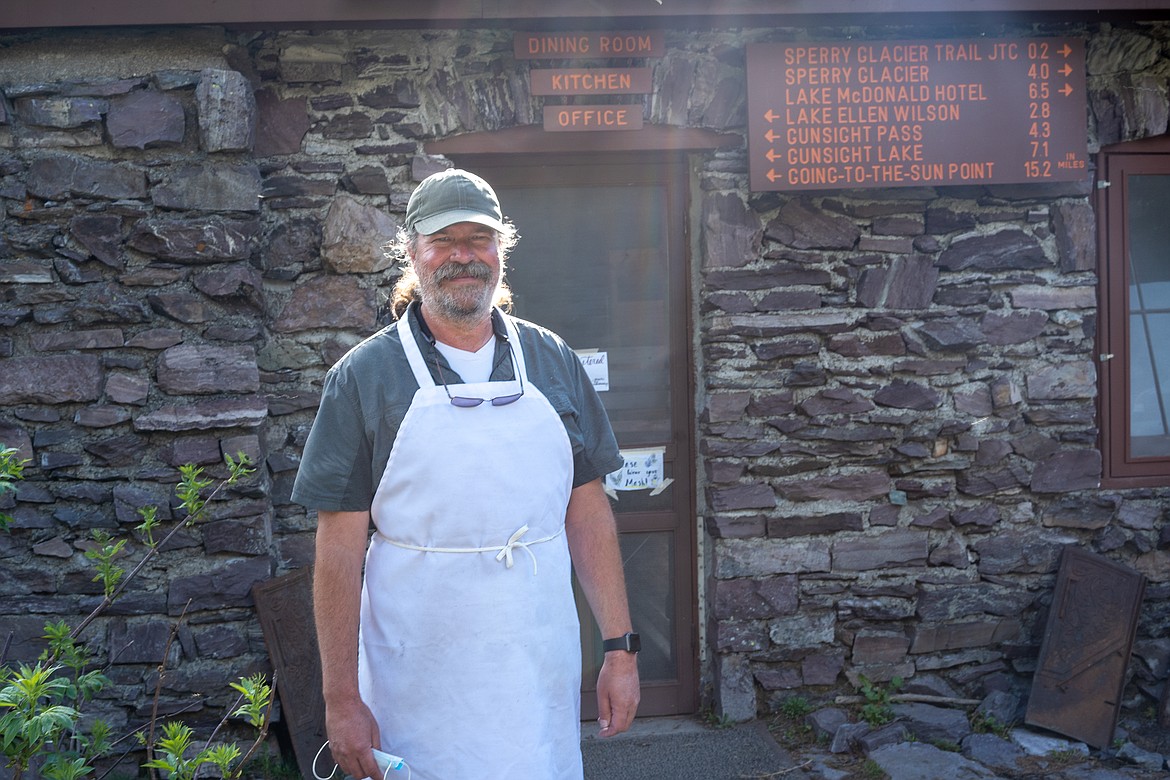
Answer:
[531,67,653,96]
[516,30,664,60]
[1025,547,1145,749]
[252,568,329,780]
[746,37,1088,191]
[543,104,644,132]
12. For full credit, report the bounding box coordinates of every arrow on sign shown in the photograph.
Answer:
[767,169,781,182]
[765,109,781,123]
[766,148,781,162]
[1058,43,1072,57]
[765,129,780,142]
[1059,63,1073,77]
[1059,83,1073,97]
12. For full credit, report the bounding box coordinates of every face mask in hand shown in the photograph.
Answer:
[313,741,411,780]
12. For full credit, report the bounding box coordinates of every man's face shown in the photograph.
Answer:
[411,221,502,325]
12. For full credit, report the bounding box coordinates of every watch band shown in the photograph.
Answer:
[602,631,641,653]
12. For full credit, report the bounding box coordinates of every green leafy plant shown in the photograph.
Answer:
[0,445,30,533]
[0,451,277,779]
[971,711,1012,738]
[778,695,814,719]
[857,675,902,727]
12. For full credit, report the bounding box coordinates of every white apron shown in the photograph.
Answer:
[357,313,582,780]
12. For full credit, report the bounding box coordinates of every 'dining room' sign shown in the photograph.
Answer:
[516,31,663,133]
[746,37,1088,191]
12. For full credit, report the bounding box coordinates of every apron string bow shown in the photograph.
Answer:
[381,523,563,576]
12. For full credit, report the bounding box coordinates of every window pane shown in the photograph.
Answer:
[504,185,672,446]
[579,532,677,683]
[1127,175,1170,458]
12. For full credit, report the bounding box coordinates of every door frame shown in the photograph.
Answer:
[454,153,700,717]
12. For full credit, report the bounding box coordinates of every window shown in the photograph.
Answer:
[1099,140,1170,486]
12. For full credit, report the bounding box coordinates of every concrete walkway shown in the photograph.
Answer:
[582,716,810,780]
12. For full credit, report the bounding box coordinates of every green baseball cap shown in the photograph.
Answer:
[405,168,507,235]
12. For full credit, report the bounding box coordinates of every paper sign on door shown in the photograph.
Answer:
[575,350,609,392]
[604,447,672,499]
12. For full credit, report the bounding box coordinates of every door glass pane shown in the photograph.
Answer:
[579,532,677,683]
[1126,175,1170,458]
[504,185,672,449]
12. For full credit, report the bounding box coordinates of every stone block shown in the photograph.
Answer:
[196,69,255,152]
[768,611,836,648]
[715,654,758,722]
[832,530,928,571]
[714,575,798,619]
[1030,450,1101,493]
[703,191,761,269]
[26,155,146,200]
[167,555,272,613]
[778,470,890,502]
[16,96,105,128]
[714,620,768,652]
[980,310,1048,345]
[874,379,942,410]
[870,742,999,778]
[134,397,269,431]
[108,619,177,664]
[802,650,845,686]
[254,89,309,156]
[69,214,124,268]
[152,164,261,212]
[936,228,1048,272]
[755,666,802,690]
[321,194,397,274]
[272,275,378,334]
[852,631,911,664]
[911,618,1021,653]
[157,345,260,395]
[1009,284,1096,310]
[715,538,831,578]
[128,217,260,262]
[708,482,775,512]
[768,512,864,538]
[106,89,185,149]
[0,355,102,404]
[31,329,123,351]
[765,199,861,250]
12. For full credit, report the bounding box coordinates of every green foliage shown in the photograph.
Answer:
[83,531,127,600]
[971,711,1012,738]
[778,695,814,719]
[0,445,30,533]
[860,758,889,778]
[857,675,902,727]
[136,504,161,548]
[699,707,734,729]
[0,453,278,778]
[0,663,81,774]
[230,674,273,729]
[242,744,302,780]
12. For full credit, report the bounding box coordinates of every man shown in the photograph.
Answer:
[292,168,640,780]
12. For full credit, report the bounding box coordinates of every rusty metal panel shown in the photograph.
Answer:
[1025,547,1145,749]
[252,567,329,779]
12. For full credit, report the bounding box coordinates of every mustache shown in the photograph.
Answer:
[433,261,493,282]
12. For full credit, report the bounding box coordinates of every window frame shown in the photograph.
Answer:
[1098,136,1170,487]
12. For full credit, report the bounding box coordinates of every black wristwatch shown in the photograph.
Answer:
[602,632,641,653]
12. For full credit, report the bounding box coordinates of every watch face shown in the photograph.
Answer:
[627,633,641,653]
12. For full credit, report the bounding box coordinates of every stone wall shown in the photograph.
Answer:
[0,19,1168,740]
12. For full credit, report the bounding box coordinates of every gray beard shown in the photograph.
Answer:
[418,261,498,326]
